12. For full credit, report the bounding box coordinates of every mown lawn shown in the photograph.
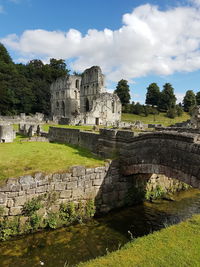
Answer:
[78,214,200,267]
[0,141,104,181]
[122,112,190,127]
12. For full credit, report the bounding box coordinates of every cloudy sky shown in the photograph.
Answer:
[1,0,200,103]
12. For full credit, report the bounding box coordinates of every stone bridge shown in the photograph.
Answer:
[98,129,200,189]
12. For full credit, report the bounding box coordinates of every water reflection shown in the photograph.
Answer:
[0,189,199,267]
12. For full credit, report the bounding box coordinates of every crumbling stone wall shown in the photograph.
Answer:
[50,66,121,126]
[0,124,15,143]
[0,162,188,219]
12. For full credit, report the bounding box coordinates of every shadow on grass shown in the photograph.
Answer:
[50,141,105,162]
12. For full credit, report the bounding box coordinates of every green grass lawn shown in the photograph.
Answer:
[0,141,104,181]
[122,112,190,127]
[78,214,200,267]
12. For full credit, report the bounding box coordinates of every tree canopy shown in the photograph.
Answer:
[0,43,70,115]
[183,90,196,112]
[114,79,131,106]
[158,83,176,111]
[145,83,160,106]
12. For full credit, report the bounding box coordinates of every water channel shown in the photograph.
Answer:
[0,188,200,267]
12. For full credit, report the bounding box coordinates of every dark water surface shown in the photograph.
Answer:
[0,189,200,267]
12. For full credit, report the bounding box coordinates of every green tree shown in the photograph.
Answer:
[196,91,200,105]
[183,90,196,112]
[145,83,160,106]
[176,105,183,117]
[114,79,131,106]
[158,83,176,111]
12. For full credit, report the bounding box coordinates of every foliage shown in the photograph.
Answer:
[22,197,43,216]
[114,79,131,106]
[145,185,165,201]
[0,217,20,241]
[29,214,42,230]
[196,91,200,105]
[85,199,96,218]
[60,202,76,223]
[176,104,183,117]
[0,43,70,115]
[166,108,177,118]
[45,212,59,229]
[145,83,160,106]
[121,111,190,126]
[158,83,176,111]
[183,90,196,112]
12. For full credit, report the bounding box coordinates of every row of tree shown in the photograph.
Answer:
[114,79,200,118]
[0,43,69,115]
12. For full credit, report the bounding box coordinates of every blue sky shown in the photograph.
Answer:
[0,0,200,103]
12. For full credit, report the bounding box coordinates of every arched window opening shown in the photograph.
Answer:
[62,101,65,117]
[112,101,115,113]
[85,98,90,112]
[75,79,79,89]
[56,101,59,108]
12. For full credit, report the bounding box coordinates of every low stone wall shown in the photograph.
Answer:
[0,161,190,219]
[48,127,99,153]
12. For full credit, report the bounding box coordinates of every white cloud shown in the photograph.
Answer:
[1,3,200,82]
[190,0,200,6]
[175,92,185,104]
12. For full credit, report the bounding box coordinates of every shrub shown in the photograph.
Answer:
[22,197,43,216]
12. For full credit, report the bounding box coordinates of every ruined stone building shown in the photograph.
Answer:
[50,66,121,125]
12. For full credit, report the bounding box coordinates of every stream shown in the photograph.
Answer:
[0,188,200,267]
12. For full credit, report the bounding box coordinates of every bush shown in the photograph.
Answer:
[22,197,43,216]
[166,108,177,118]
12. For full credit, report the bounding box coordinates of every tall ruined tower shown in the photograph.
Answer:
[80,66,105,113]
[50,75,81,120]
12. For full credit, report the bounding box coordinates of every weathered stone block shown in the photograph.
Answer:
[60,190,72,199]
[55,183,66,191]
[93,179,104,186]
[7,199,14,208]
[72,188,84,199]
[10,184,21,192]
[9,206,22,216]
[95,167,105,173]
[71,166,86,177]
[14,196,27,206]
[61,173,71,181]
[0,193,7,204]
[52,173,61,182]
[34,172,44,181]
[7,192,18,198]
[19,175,35,185]
[26,189,36,195]
[86,168,94,175]
[66,181,78,189]
[84,181,92,188]
[36,185,47,193]
[90,173,96,180]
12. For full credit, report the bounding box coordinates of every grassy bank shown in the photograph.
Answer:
[122,112,190,126]
[0,141,104,181]
[78,214,200,267]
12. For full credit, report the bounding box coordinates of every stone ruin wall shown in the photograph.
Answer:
[0,162,187,219]
[0,124,16,143]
